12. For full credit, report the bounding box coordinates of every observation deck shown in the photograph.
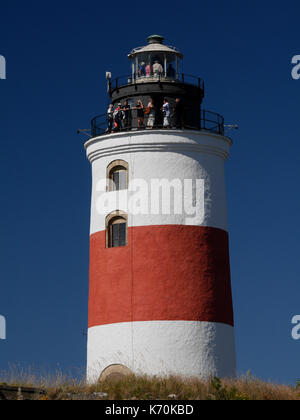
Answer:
[90,35,226,140]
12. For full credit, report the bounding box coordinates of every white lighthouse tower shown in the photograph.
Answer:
[85,35,236,382]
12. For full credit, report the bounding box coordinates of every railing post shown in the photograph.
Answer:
[200,109,202,130]
[108,80,112,98]
[182,73,184,83]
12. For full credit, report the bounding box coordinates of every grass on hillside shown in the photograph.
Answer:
[0,366,300,400]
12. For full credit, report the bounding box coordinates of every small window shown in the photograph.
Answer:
[110,166,127,191]
[107,160,129,192]
[106,212,128,248]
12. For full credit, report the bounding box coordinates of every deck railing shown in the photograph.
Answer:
[109,73,204,93]
[91,109,224,138]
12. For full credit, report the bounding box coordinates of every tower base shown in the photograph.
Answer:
[87,321,236,383]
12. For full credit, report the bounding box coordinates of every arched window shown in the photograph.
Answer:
[106,211,128,248]
[107,160,129,192]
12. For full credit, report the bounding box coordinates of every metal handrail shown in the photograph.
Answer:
[109,73,204,93]
[91,108,224,138]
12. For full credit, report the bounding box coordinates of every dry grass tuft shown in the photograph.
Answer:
[0,366,299,400]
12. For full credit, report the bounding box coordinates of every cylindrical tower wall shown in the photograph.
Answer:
[85,130,236,382]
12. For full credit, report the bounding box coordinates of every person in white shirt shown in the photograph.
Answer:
[153,60,163,76]
[147,98,155,129]
[106,104,114,133]
[162,98,170,128]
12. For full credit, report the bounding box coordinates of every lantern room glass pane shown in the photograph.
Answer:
[151,53,164,76]
[132,51,182,80]
[133,53,152,78]
[166,53,177,79]
[133,53,181,80]
[136,53,148,78]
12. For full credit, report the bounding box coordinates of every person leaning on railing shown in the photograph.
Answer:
[106,104,114,134]
[112,103,124,132]
[146,98,155,129]
[174,98,183,129]
[122,100,132,129]
[162,98,171,129]
[134,100,144,128]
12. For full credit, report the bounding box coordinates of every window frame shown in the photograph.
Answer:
[106,211,128,248]
[107,160,129,192]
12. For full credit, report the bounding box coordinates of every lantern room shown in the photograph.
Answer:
[128,35,183,81]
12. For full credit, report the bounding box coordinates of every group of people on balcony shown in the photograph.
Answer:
[105,97,183,134]
[138,61,176,78]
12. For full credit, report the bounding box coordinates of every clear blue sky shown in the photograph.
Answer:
[0,0,300,385]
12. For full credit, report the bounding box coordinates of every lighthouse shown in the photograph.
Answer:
[85,35,236,382]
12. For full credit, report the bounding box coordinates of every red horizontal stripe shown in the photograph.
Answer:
[88,225,234,328]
